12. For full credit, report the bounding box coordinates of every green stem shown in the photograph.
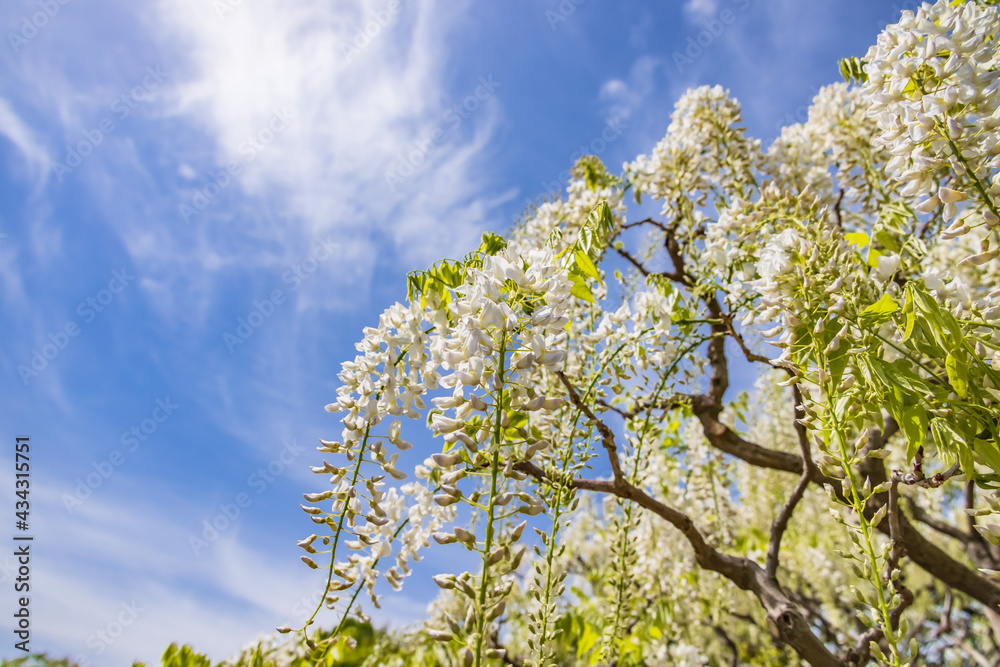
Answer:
[299,426,372,633]
[814,340,902,665]
[475,332,507,667]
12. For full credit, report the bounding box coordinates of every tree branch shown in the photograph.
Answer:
[766,385,819,579]
[906,498,969,544]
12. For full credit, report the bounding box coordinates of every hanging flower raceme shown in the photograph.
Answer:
[626,85,762,216]
[287,297,461,651]
[861,0,1000,252]
[292,234,585,664]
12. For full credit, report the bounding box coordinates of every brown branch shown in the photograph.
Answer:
[517,445,844,666]
[557,370,624,485]
[886,475,916,626]
[856,456,1000,613]
[703,292,772,366]
[663,224,693,287]
[620,216,669,233]
[595,398,633,420]
[766,386,820,579]
[833,188,845,230]
[611,245,651,277]
[689,398,804,473]
[685,402,1000,613]
[712,625,740,667]
[766,470,810,580]
[906,498,969,544]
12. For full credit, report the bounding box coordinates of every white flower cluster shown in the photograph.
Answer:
[763,117,834,204]
[703,187,856,325]
[578,292,677,382]
[763,83,887,214]
[427,244,572,460]
[862,0,1000,244]
[806,83,890,212]
[305,240,585,659]
[627,85,761,214]
[296,296,463,620]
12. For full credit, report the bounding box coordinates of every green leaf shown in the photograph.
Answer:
[867,246,883,267]
[945,352,969,398]
[845,231,870,248]
[911,286,963,345]
[877,359,930,396]
[838,56,869,84]
[577,201,614,259]
[573,248,602,282]
[874,229,900,253]
[570,273,596,303]
[900,405,928,462]
[900,289,916,342]
[477,231,507,256]
[577,624,600,660]
[571,155,619,191]
[860,293,898,328]
[975,435,1000,475]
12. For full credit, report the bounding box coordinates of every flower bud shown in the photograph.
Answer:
[454,527,477,545]
[434,494,460,507]
[432,453,463,467]
[938,187,968,204]
[512,521,527,542]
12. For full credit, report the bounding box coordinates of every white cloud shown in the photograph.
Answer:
[598,56,661,122]
[0,96,49,189]
[138,0,500,294]
[25,483,426,666]
[683,0,722,22]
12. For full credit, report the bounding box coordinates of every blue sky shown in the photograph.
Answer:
[0,0,917,664]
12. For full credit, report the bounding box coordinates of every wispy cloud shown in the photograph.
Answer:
[682,0,722,22]
[150,0,499,270]
[29,485,427,665]
[0,96,48,189]
[598,56,662,122]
